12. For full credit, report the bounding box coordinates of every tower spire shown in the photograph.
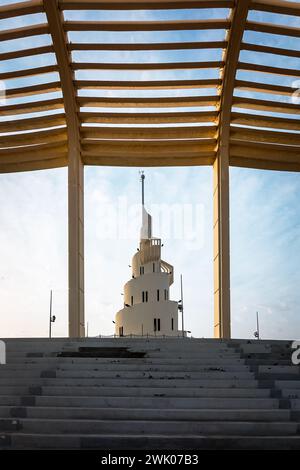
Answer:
[140,170,145,206]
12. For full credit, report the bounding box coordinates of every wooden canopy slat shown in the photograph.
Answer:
[230,157,300,172]
[0,128,67,148]
[80,110,218,124]
[68,41,227,51]
[82,142,216,158]
[60,0,233,10]
[231,139,300,154]
[242,42,300,59]
[250,0,300,17]
[247,20,300,38]
[0,24,49,42]
[81,126,217,140]
[5,82,62,99]
[238,62,300,77]
[75,79,221,90]
[233,96,300,115]
[0,157,68,174]
[230,144,300,163]
[231,112,300,131]
[83,155,215,167]
[0,46,54,62]
[0,114,66,134]
[72,61,224,71]
[235,80,297,96]
[0,142,68,158]
[0,98,64,116]
[0,65,58,81]
[230,126,300,146]
[78,96,219,108]
[0,0,43,20]
[84,138,217,147]
[64,19,230,32]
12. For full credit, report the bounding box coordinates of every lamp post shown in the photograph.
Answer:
[49,290,56,338]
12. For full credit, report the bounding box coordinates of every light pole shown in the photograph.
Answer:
[49,290,56,338]
[254,311,260,340]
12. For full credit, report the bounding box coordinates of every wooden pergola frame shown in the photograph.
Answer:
[0,0,299,338]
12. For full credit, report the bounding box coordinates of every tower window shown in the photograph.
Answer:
[154,318,160,332]
[131,295,133,306]
[171,318,174,331]
[153,263,155,272]
[142,291,145,302]
[145,291,148,302]
[164,289,168,300]
[140,266,144,275]
[119,326,124,337]
[157,289,160,301]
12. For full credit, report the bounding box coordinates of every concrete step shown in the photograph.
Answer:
[281,389,300,399]
[23,385,272,398]
[0,369,254,379]
[2,357,245,370]
[0,418,296,436]
[31,395,280,409]
[0,406,290,422]
[259,366,299,375]
[0,363,250,372]
[289,399,300,409]
[54,370,254,380]
[3,432,300,450]
[275,381,300,389]
[2,433,300,450]
[0,395,277,409]
[0,377,260,388]
[4,342,235,353]
[5,356,245,364]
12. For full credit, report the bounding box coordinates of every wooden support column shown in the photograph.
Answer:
[44,0,84,337]
[214,0,251,339]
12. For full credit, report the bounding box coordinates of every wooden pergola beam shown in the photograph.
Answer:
[0,24,49,42]
[43,0,85,339]
[72,61,224,72]
[60,0,233,10]
[247,20,300,37]
[235,80,297,96]
[231,112,300,131]
[0,158,68,174]
[214,0,251,339]
[80,110,218,125]
[65,19,230,32]
[238,62,300,78]
[242,42,300,59]
[5,82,62,99]
[78,96,219,108]
[251,0,300,17]
[233,96,300,114]
[0,98,64,116]
[0,114,66,133]
[69,41,227,52]
[81,126,218,140]
[0,65,58,82]
[0,46,54,61]
[76,79,221,90]
[0,0,43,20]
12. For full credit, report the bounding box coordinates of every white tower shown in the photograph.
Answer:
[115,173,179,337]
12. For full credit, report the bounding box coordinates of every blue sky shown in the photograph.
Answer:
[0,1,300,339]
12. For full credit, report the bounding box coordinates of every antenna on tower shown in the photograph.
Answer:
[139,170,145,206]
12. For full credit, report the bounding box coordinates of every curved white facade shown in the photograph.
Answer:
[115,204,179,337]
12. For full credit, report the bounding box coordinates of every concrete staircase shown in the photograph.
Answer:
[0,337,300,450]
